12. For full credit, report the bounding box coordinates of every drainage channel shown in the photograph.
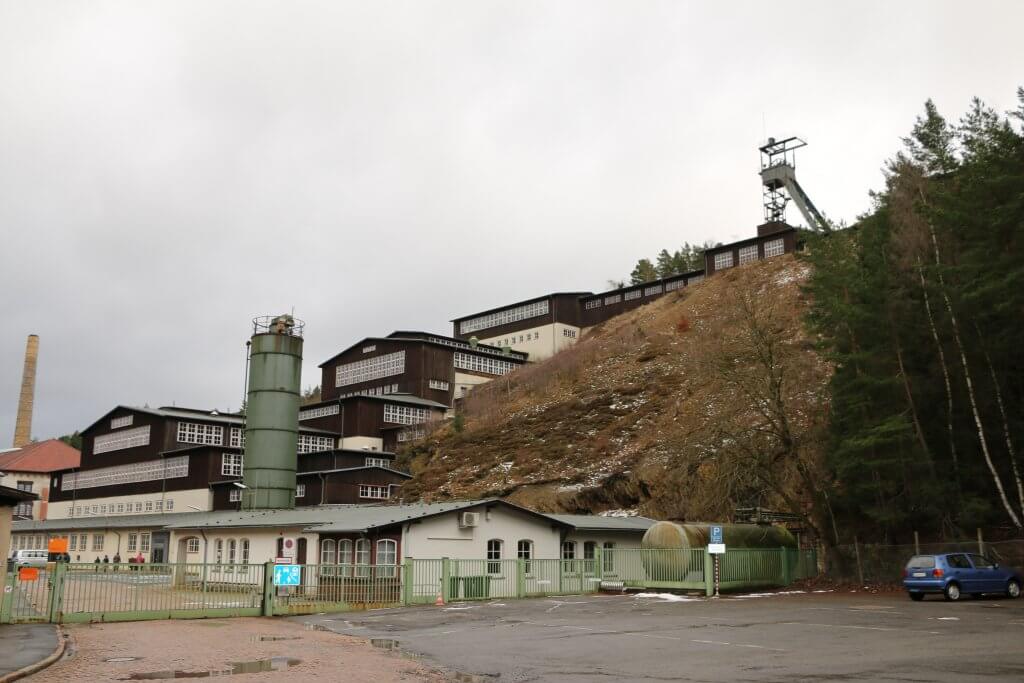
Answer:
[125,657,300,679]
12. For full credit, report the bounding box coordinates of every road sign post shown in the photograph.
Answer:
[708,525,725,597]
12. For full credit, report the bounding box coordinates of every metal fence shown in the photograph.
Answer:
[2,546,819,624]
[828,539,1024,585]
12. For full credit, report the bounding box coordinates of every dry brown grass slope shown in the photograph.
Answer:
[399,254,832,523]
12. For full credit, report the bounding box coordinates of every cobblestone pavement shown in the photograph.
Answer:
[29,616,446,682]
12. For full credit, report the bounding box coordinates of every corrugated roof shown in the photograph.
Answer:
[543,514,657,532]
[12,511,221,531]
[0,439,80,473]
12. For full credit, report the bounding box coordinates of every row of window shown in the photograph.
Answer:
[383,403,432,425]
[428,379,449,391]
[424,335,518,359]
[397,427,425,442]
[212,537,251,571]
[365,457,390,468]
[298,404,340,421]
[71,498,176,516]
[93,425,151,454]
[298,434,336,453]
[62,455,189,492]
[481,540,617,573]
[14,532,156,555]
[177,422,224,446]
[359,484,390,499]
[562,329,577,338]
[713,237,786,270]
[454,352,517,376]
[110,415,134,429]
[336,351,406,387]
[624,290,641,301]
[337,383,400,398]
[486,330,541,348]
[320,538,397,576]
[458,300,549,335]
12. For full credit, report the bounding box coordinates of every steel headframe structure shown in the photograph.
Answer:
[759,136,829,233]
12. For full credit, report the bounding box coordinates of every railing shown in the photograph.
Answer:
[1,547,819,624]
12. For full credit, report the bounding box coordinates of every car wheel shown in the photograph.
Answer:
[944,582,961,602]
[1008,580,1021,599]
[909,592,925,601]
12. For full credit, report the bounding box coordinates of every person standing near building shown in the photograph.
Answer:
[113,552,121,570]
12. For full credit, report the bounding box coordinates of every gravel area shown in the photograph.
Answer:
[30,617,447,682]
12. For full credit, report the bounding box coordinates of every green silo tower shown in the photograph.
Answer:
[242,314,304,509]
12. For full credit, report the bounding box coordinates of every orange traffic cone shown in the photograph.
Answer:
[435,591,445,606]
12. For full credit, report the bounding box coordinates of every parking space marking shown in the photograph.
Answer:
[520,621,787,652]
[692,639,786,652]
[781,621,941,635]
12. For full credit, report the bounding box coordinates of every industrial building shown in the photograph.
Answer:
[0,439,79,520]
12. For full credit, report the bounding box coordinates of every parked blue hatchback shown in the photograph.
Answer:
[903,553,1022,601]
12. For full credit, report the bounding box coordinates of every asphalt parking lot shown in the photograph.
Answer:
[298,590,1024,682]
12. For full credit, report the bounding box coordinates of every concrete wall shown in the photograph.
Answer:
[404,504,564,560]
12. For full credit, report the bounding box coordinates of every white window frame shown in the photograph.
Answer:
[365,457,389,468]
[221,453,243,477]
[229,488,242,502]
[110,415,134,429]
[487,539,503,575]
[358,484,389,500]
[738,244,759,264]
[62,455,190,491]
[299,404,340,421]
[335,351,406,387]
[296,483,306,498]
[376,539,397,578]
[93,425,151,454]
[355,539,371,577]
[624,289,641,301]
[764,237,785,258]
[714,251,734,270]
[297,434,335,453]
[454,352,516,376]
[176,422,223,446]
[458,299,549,335]
[187,538,200,554]
[383,403,431,425]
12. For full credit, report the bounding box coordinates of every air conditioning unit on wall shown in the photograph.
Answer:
[459,512,479,528]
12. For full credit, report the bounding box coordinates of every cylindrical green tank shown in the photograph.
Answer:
[641,522,797,580]
[242,315,304,510]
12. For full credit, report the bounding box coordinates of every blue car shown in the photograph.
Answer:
[903,553,1022,601]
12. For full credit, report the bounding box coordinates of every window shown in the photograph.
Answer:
[561,541,575,560]
[78,534,88,551]
[454,352,517,376]
[93,425,151,454]
[117,504,124,513]
[335,350,406,387]
[517,540,533,573]
[296,484,306,498]
[229,488,242,502]
[154,500,163,512]
[240,539,250,571]
[187,538,200,554]
[222,453,243,477]
[365,457,389,468]
[166,499,174,511]
[604,294,621,305]
[562,328,577,338]
[714,251,734,270]
[69,535,77,551]
[644,284,662,297]
[110,415,134,429]
[229,428,245,448]
[100,504,107,514]
[62,455,189,491]
[624,290,641,301]
[92,534,104,551]
[738,244,759,264]
[214,539,224,564]
[359,485,389,500]
[176,422,223,446]
[228,539,237,565]
[487,540,503,574]
[362,345,377,353]
[376,539,397,577]
[383,403,431,425]
[969,554,996,570]
[585,299,602,309]
[664,279,685,292]
[321,539,336,566]
[458,299,549,335]
[429,379,450,391]
[583,541,597,561]
[397,427,426,442]
[603,542,615,572]
[764,237,785,258]
[338,540,353,575]
[140,533,151,552]
[355,539,371,577]
[145,501,154,512]
[135,502,143,512]
[297,434,335,453]
[299,404,340,421]
[688,274,704,284]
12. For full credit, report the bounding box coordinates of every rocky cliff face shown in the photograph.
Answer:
[400,255,830,522]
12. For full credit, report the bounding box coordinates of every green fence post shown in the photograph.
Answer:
[781,548,791,586]
[262,561,275,616]
[558,555,564,595]
[516,559,526,599]
[47,562,67,623]
[402,559,413,606]
[0,571,16,623]
[703,550,714,597]
[594,547,603,589]
[441,558,451,603]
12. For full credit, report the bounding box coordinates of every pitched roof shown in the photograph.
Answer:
[0,439,80,474]
[318,332,528,368]
[82,405,338,435]
[542,514,657,532]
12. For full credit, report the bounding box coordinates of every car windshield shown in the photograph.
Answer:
[906,556,936,569]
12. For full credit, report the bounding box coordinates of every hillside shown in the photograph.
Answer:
[399,255,832,524]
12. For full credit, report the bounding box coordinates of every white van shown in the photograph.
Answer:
[9,549,48,569]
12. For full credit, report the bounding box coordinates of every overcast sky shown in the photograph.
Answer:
[1,1,1021,445]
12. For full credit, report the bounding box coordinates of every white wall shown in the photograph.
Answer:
[479,323,580,362]
[339,436,384,451]
[404,504,563,560]
[0,472,49,519]
[48,488,213,520]
[168,526,319,567]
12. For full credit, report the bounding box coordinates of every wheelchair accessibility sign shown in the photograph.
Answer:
[273,564,301,586]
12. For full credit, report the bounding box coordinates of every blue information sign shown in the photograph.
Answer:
[710,526,723,544]
[273,564,301,586]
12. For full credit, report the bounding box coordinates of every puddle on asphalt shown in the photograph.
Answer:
[371,638,400,650]
[251,634,300,642]
[453,673,499,682]
[127,657,300,679]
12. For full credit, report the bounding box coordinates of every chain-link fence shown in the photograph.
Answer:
[825,539,1024,585]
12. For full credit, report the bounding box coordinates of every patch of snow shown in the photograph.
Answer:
[634,592,701,602]
[443,606,475,611]
[936,617,960,621]
[600,509,639,518]
[731,590,807,599]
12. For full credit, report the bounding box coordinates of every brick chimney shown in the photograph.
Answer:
[13,334,39,448]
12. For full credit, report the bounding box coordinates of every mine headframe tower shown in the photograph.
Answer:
[759,136,829,233]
